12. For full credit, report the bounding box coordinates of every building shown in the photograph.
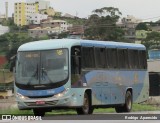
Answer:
[0,25,9,35]
[28,13,48,24]
[14,0,50,26]
[41,20,71,32]
[39,7,56,16]
[0,14,6,23]
[117,15,142,41]
[14,2,39,26]
[28,27,62,38]
[27,0,50,10]
[68,25,84,34]
[25,2,39,25]
[14,2,26,26]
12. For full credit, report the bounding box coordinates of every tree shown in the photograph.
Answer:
[58,32,69,39]
[84,7,124,41]
[142,31,160,50]
[136,23,148,30]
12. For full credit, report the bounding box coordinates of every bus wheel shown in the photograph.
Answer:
[76,93,93,115]
[115,91,132,113]
[33,109,45,117]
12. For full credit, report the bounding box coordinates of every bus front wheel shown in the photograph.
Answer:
[115,91,132,113]
[33,109,45,117]
[76,93,93,115]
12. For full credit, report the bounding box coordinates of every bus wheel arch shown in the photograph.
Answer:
[76,89,94,115]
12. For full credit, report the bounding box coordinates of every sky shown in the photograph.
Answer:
[0,0,160,22]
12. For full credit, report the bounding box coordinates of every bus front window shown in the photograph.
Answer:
[15,49,69,89]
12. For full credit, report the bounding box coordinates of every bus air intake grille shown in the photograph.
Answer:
[26,100,58,106]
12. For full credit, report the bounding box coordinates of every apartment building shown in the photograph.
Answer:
[14,0,50,26]
[14,2,26,26]
[27,0,50,11]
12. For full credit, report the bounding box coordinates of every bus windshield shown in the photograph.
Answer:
[15,49,68,89]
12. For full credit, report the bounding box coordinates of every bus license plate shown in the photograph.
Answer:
[36,101,45,105]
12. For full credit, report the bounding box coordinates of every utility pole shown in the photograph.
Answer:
[5,2,8,20]
[76,11,78,18]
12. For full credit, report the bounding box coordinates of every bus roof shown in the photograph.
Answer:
[18,39,145,51]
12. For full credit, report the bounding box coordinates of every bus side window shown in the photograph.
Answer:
[95,48,105,68]
[118,49,125,69]
[108,48,118,69]
[71,46,81,74]
[128,50,139,69]
[82,47,95,68]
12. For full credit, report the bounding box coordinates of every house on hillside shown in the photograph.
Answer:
[41,20,71,32]
[117,15,142,42]
[28,26,64,38]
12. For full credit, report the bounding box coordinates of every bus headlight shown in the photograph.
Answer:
[54,88,69,98]
[17,93,28,100]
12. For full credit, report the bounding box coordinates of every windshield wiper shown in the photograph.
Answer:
[27,64,38,85]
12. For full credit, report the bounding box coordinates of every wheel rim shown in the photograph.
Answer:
[126,94,132,110]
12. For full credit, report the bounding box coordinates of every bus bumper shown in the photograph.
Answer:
[16,92,84,110]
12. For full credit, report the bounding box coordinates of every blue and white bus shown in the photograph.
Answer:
[14,39,149,116]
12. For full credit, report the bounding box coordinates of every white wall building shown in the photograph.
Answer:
[25,3,37,25]
[28,13,48,24]
[0,25,9,35]
[42,20,72,32]
[121,15,142,28]
[27,0,50,10]
[54,20,69,32]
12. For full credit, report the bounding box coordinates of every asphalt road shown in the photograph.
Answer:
[1,112,160,123]
[42,112,160,120]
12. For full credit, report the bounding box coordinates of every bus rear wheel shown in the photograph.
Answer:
[76,93,93,115]
[33,109,45,117]
[115,91,132,113]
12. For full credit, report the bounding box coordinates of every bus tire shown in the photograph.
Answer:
[33,109,45,117]
[76,92,93,115]
[115,91,132,113]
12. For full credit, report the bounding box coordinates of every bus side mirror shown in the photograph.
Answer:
[9,55,17,72]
